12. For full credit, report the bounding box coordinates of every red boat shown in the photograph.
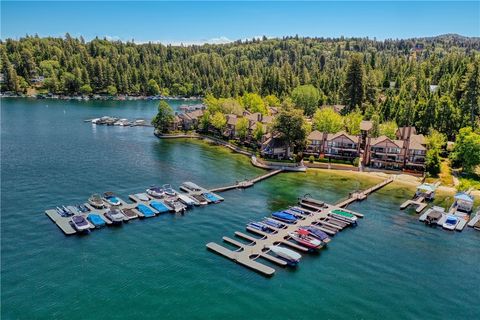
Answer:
[288,229,323,250]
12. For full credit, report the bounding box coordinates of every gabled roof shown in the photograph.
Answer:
[370,136,404,148]
[396,127,417,140]
[326,131,358,143]
[410,134,426,145]
[409,139,426,151]
[226,114,238,126]
[307,130,323,141]
[454,192,474,202]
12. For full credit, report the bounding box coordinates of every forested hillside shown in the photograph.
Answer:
[1,34,479,138]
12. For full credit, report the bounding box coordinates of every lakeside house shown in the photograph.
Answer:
[260,133,290,159]
[306,130,360,162]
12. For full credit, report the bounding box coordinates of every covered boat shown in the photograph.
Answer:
[262,217,286,229]
[442,215,459,230]
[134,193,150,202]
[452,192,474,213]
[247,222,270,232]
[177,194,198,207]
[299,226,331,243]
[179,182,203,193]
[150,201,172,213]
[136,204,157,218]
[146,186,165,198]
[88,194,105,208]
[104,208,125,224]
[71,215,90,232]
[190,194,208,206]
[122,208,139,220]
[272,211,297,223]
[329,209,357,224]
[103,192,121,206]
[203,192,222,204]
[267,246,301,266]
[288,230,323,250]
[425,209,443,225]
[415,183,437,200]
[76,204,90,213]
[87,214,106,228]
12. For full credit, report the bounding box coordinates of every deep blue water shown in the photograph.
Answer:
[1,98,479,320]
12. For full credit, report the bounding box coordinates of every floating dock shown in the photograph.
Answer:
[467,211,480,230]
[400,196,428,213]
[45,184,222,235]
[206,177,394,277]
[209,169,282,193]
[418,206,469,231]
[207,198,360,276]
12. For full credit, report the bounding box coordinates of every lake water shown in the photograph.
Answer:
[1,98,479,319]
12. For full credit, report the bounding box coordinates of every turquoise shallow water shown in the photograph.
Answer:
[1,98,479,320]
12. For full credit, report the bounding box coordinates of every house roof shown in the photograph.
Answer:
[410,134,426,145]
[370,135,404,148]
[396,127,417,140]
[409,139,426,151]
[454,192,474,202]
[185,109,204,120]
[326,131,358,143]
[417,183,437,192]
[360,120,373,131]
[226,114,238,126]
[307,130,323,141]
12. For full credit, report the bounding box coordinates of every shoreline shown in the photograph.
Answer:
[0,94,203,102]
[158,134,480,203]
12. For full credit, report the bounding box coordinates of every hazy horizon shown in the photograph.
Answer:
[1,1,479,44]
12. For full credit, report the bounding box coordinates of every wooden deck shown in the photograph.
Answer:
[209,169,282,193]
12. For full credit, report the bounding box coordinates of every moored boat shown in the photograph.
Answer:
[87,214,106,228]
[190,194,208,205]
[164,198,187,213]
[267,246,302,266]
[136,204,156,218]
[202,192,222,204]
[122,208,139,220]
[103,192,122,206]
[442,215,459,230]
[104,208,125,224]
[162,184,176,196]
[288,230,323,250]
[262,217,286,229]
[299,226,331,243]
[134,193,150,202]
[179,181,203,193]
[150,201,172,213]
[88,194,105,208]
[329,209,357,224]
[271,211,297,223]
[177,194,198,207]
[71,215,90,233]
[247,222,270,232]
[146,186,165,198]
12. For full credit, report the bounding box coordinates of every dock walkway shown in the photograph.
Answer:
[210,169,283,193]
[335,177,394,208]
[207,177,393,276]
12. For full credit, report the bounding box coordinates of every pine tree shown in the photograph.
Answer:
[343,54,364,112]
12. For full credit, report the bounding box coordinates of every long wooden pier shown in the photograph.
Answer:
[207,177,394,276]
[209,169,283,193]
[335,176,394,208]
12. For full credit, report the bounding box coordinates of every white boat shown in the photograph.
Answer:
[267,246,301,265]
[146,186,165,198]
[134,193,150,202]
[179,181,203,193]
[442,215,459,230]
[71,215,90,232]
[177,194,198,207]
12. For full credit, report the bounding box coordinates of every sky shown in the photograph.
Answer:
[1,1,479,44]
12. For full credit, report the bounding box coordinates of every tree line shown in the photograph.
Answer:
[1,34,479,140]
